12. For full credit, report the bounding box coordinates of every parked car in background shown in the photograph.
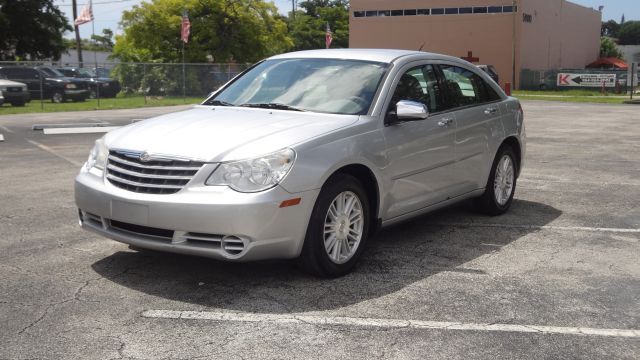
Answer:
[93,67,113,78]
[477,64,499,84]
[0,73,30,106]
[57,67,121,98]
[0,66,89,103]
[75,49,525,277]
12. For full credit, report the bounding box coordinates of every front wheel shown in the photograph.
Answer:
[474,146,517,215]
[298,174,370,278]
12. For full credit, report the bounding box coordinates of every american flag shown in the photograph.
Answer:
[74,1,94,26]
[325,23,333,49]
[181,11,191,44]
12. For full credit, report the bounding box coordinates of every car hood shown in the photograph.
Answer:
[0,79,26,87]
[105,105,359,162]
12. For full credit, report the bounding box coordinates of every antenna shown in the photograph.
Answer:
[418,43,425,51]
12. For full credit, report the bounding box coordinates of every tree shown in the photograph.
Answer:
[617,21,640,45]
[0,0,71,60]
[91,29,115,50]
[600,37,623,59]
[289,0,349,50]
[112,0,292,63]
[601,20,620,38]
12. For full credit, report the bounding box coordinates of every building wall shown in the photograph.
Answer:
[519,0,601,72]
[350,0,518,87]
[349,0,600,88]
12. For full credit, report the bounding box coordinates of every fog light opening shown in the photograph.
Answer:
[221,235,247,256]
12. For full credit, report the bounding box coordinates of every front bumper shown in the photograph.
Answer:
[2,91,30,103]
[64,89,89,100]
[75,167,319,261]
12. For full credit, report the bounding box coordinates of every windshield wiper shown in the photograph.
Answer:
[206,100,235,107]
[239,103,306,112]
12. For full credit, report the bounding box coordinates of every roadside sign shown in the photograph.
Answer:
[557,73,616,87]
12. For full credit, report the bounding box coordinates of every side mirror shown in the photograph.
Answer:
[396,100,429,121]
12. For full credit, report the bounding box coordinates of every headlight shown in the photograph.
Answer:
[206,148,295,192]
[0,86,6,91]
[65,83,77,89]
[85,137,108,170]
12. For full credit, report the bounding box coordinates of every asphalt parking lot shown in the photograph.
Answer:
[1,101,639,359]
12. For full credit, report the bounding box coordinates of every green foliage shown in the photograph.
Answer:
[617,21,640,45]
[64,29,115,52]
[112,0,292,63]
[601,20,620,38]
[289,0,349,50]
[0,0,71,60]
[600,37,623,59]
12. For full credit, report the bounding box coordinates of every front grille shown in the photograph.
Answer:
[106,150,204,194]
[6,87,22,93]
[109,219,174,240]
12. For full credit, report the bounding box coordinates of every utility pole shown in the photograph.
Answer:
[72,0,84,67]
[511,0,517,89]
[291,0,296,20]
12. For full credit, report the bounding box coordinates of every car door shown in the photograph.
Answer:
[438,64,504,193]
[17,68,43,99]
[382,63,458,219]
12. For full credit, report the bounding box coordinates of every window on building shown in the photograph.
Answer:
[379,10,391,16]
[488,6,503,13]
[459,7,473,14]
[404,9,417,16]
[503,5,517,12]
[431,8,445,15]
[365,10,378,17]
[417,9,430,15]
[353,11,365,17]
[445,8,459,15]
[391,10,403,16]
[473,7,488,14]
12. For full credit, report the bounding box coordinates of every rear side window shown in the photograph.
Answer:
[439,65,498,108]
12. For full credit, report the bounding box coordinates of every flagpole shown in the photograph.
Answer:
[91,0,100,107]
[182,40,186,103]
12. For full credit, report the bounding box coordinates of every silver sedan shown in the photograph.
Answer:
[75,49,525,277]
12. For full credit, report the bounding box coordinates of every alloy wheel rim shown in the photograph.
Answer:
[53,93,63,103]
[323,191,364,264]
[494,155,515,206]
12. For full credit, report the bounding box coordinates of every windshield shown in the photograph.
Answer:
[78,68,96,77]
[39,67,65,77]
[205,58,388,115]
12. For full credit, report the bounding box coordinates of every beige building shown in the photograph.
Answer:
[349,0,601,88]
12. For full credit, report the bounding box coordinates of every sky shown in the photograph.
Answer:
[54,0,639,39]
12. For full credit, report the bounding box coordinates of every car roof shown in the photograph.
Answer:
[268,49,462,64]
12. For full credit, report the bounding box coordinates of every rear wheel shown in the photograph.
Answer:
[474,146,517,215]
[51,91,64,103]
[298,174,370,278]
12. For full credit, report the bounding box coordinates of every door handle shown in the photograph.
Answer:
[437,118,454,127]
[484,107,498,115]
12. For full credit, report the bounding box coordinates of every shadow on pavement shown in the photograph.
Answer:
[91,199,561,313]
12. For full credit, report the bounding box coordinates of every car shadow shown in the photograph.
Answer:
[91,199,561,313]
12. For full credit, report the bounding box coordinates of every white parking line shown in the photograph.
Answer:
[429,222,640,234]
[142,310,640,338]
[32,123,112,130]
[43,126,121,135]
[26,139,83,167]
[0,124,13,133]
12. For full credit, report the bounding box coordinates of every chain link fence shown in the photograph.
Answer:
[0,60,252,109]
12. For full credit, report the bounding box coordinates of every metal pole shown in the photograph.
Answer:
[143,63,147,105]
[292,0,295,19]
[632,63,636,100]
[91,0,100,107]
[72,0,84,67]
[511,0,517,89]
[182,41,186,103]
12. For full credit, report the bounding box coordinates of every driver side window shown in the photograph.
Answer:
[390,64,444,113]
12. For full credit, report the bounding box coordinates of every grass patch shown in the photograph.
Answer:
[0,95,202,115]
[515,95,626,104]
[514,89,627,97]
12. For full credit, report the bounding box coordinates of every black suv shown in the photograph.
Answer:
[0,66,89,103]
[57,67,121,98]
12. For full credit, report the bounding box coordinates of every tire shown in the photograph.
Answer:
[51,91,64,103]
[89,89,97,99]
[474,146,518,216]
[298,174,370,278]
